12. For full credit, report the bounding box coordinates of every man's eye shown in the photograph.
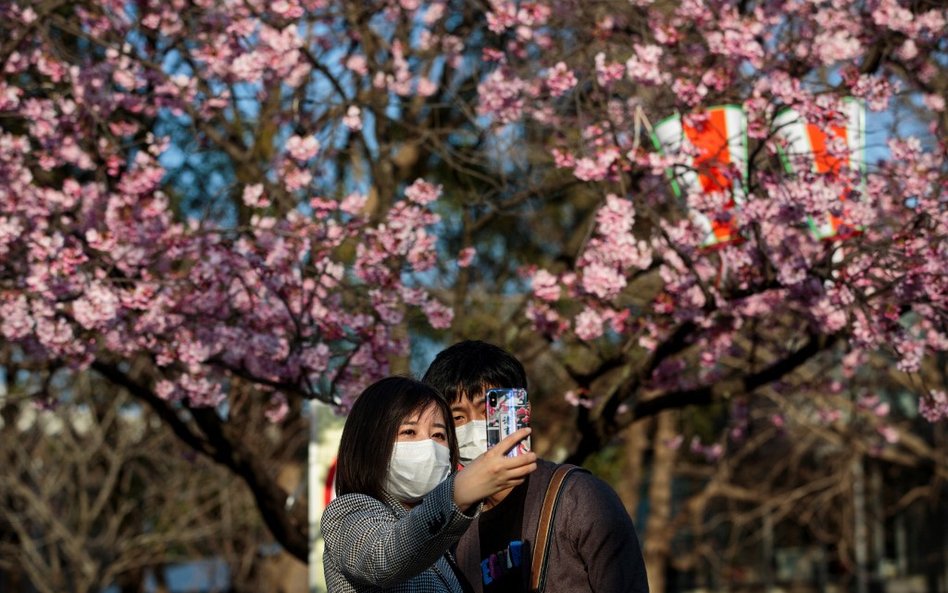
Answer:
[453,414,465,422]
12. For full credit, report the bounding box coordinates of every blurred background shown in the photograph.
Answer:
[2,351,945,593]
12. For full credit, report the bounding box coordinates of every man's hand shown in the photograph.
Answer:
[452,427,537,511]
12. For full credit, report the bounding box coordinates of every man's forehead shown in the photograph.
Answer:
[452,387,490,405]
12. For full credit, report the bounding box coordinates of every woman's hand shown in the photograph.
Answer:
[452,427,537,511]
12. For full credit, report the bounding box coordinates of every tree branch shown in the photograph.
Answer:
[565,332,837,464]
[91,360,309,560]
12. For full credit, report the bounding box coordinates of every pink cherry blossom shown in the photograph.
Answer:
[872,0,916,34]
[525,301,567,338]
[531,269,562,302]
[242,184,270,208]
[477,68,527,124]
[923,94,945,112]
[457,247,476,268]
[574,307,605,341]
[417,77,438,97]
[625,44,666,85]
[404,178,442,205]
[422,299,454,329]
[343,105,363,130]
[919,391,948,422]
[265,393,290,423]
[285,135,320,161]
[564,389,595,409]
[545,62,577,97]
[594,52,625,87]
[339,192,367,214]
[877,425,900,445]
[665,435,684,450]
[581,263,627,300]
[345,55,368,76]
[0,296,32,340]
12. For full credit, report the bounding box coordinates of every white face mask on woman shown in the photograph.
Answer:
[454,420,488,466]
[384,439,452,503]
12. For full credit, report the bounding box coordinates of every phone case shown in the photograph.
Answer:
[485,388,531,457]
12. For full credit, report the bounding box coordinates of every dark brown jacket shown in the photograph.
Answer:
[455,459,649,593]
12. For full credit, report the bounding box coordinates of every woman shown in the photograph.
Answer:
[322,376,536,593]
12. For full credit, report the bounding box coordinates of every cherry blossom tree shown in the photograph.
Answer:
[2,0,468,559]
[468,0,946,463]
[1,0,944,563]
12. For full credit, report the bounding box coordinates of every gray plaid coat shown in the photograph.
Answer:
[322,475,477,593]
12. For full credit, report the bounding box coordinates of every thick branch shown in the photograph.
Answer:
[633,332,834,420]
[565,332,837,464]
[90,361,214,459]
[91,360,309,560]
[187,406,308,560]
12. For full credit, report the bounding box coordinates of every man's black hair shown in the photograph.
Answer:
[422,340,527,403]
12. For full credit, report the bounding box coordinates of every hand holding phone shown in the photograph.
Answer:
[452,427,536,510]
[485,388,531,458]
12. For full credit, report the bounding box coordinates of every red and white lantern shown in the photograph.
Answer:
[652,105,748,248]
[772,99,866,241]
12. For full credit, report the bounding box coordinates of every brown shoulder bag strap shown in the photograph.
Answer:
[529,465,586,593]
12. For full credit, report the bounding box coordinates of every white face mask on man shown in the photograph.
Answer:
[454,420,488,466]
[384,439,452,503]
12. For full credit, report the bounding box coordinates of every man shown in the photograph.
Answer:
[423,340,649,593]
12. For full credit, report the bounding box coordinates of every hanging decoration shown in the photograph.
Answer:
[652,105,749,248]
[772,99,866,241]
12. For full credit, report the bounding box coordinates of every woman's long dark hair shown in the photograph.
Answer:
[335,376,459,501]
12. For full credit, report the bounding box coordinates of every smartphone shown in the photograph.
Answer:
[485,388,531,457]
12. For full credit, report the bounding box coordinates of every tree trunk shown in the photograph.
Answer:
[644,411,678,593]
[852,456,869,593]
[618,417,649,521]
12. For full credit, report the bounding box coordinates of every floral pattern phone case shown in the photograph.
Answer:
[485,388,531,457]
